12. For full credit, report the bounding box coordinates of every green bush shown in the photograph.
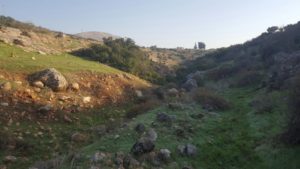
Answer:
[72,38,165,84]
[193,87,231,111]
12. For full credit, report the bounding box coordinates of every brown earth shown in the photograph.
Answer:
[0,70,151,123]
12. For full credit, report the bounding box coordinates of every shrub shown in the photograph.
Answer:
[282,75,300,145]
[206,63,239,81]
[21,31,31,38]
[250,94,275,114]
[193,88,230,111]
[71,38,165,84]
[234,71,264,87]
[126,97,160,119]
[13,39,25,46]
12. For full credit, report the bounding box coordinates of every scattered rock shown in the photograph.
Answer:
[123,155,139,169]
[167,88,179,97]
[0,82,12,91]
[63,115,72,123]
[131,138,155,156]
[135,123,145,133]
[143,128,157,142]
[14,81,22,85]
[33,87,41,93]
[178,144,197,157]
[28,68,68,91]
[91,151,106,163]
[38,51,46,55]
[135,90,143,98]
[0,103,9,107]
[168,103,184,110]
[156,112,173,123]
[32,81,44,88]
[83,96,91,104]
[158,149,171,162]
[71,132,87,143]
[182,79,198,91]
[70,82,80,91]
[38,105,52,114]
[3,156,17,163]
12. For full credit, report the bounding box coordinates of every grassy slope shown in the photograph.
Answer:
[0,42,149,169]
[64,87,300,169]
[0,42,121,74]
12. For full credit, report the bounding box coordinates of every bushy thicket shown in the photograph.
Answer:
[193,87,231,111]
[0,15,50,33]
[72,38,165,84]
[176,21,300,84]
[283,75,300,145]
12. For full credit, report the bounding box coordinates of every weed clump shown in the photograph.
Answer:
[193,87,230,111]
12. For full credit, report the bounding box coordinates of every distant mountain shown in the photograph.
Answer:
[75,31,120,41]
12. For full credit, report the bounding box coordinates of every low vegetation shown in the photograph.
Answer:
[72,38,166,84]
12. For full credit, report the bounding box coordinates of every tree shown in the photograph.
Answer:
[198,42,206,50]
[194,43,198,49]
[267,26,279,33]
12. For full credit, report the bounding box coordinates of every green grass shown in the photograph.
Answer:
[0,104,133,169]
[0,42,121,74]
[61,87,300,169]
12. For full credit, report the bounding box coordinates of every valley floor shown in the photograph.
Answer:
[9,87,296,169]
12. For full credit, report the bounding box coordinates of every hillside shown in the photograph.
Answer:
[50,22,300,169]
[0,15,300,169]
[75,31,120,41]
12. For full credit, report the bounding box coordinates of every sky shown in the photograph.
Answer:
[0,0,300,49]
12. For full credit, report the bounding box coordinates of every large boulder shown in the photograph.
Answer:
[131,129,157,156]
[131,138,155,156]
[28,68,68,91]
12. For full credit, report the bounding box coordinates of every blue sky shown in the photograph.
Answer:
[0,0,300,48]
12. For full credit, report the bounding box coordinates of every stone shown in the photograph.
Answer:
[182,79,198,91]
[143,128,157,142]
[0,103,9,107]
[14,81,22,85]
[158,149,171,162]
[38,105,52,114]
[123,155,139,169]
[156,112,172,123]
[131,138,155,156]
[91,151,106,163]
[3,156,17,163]
[63,115,72,123]
[38,51,46,55]
[167,88,179,97]
[177,144,197,157]
[0,82,12,91]
[168,102,184,110]
[135,90,143,98]
[135,123,145,133]
[71,132,87,142]
[28,68,68,91]
[83,96,91,104]
[70,82,80,91]
[32,81,44,88]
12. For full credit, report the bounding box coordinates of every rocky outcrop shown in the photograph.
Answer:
[182,78,198,91]
[28,68,68,91]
